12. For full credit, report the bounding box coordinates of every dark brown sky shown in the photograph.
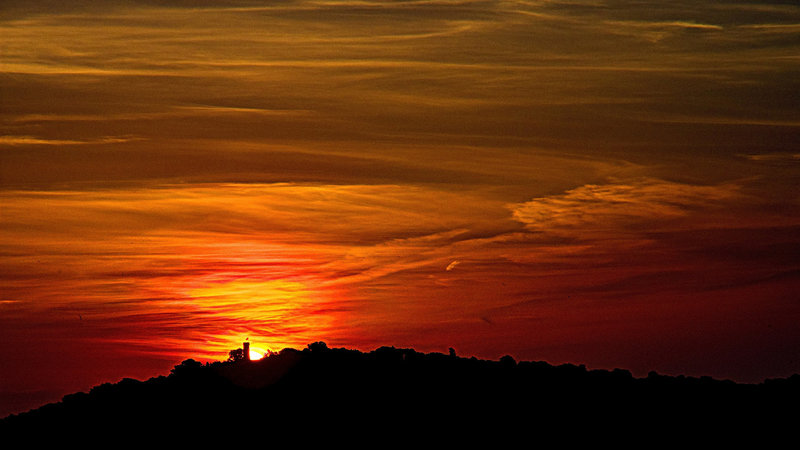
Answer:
[1,0,799,417]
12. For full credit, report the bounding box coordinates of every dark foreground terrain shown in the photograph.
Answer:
[2,343,798,441]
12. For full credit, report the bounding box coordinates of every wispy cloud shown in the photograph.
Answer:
[741,153,800,162]
[0,135,139,146]
[3,0,798,167]
[511,178,743,237]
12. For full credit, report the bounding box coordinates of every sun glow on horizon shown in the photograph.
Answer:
[184,279,338,358]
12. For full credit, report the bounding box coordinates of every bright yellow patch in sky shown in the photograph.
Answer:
[186,279,333,357]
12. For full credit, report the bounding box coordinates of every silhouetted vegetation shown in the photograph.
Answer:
[2,343,797,441]
[227,347,245,362]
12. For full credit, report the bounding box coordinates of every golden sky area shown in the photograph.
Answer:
[1,0,799,416]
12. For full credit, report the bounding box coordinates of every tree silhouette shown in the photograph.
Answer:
[499,355,516,367]
[170,358,202,376]
[227,348,245,362]
[2,342,797,442]
[307,341,329,352]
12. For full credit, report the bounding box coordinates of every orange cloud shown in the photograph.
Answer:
[511,178,744,238]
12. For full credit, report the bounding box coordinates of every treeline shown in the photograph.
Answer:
[2,342,798,440]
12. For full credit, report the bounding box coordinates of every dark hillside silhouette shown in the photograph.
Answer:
[2,342,798,441]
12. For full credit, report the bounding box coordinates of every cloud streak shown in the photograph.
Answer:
[0,135,139,146]
[511,178,743,237]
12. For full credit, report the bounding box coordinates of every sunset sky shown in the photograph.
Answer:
[1,0,799,416]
